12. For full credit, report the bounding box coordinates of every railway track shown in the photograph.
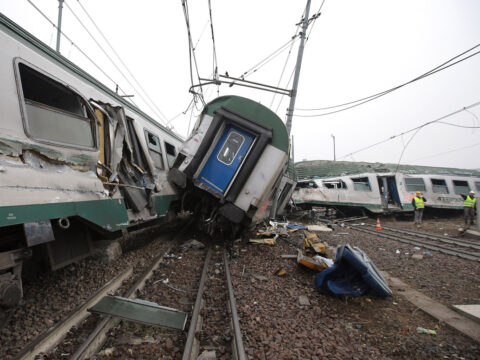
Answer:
[182,246,246,360]
[352,224,480,262]
[14,238,246,359]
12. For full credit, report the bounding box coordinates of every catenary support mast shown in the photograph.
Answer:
[285,0,311,136]
[56,0,64,52]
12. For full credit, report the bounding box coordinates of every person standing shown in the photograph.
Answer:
[412,191,427,225]
[460,191,477,226]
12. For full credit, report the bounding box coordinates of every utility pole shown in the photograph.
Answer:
[56,0,64,53]
[271,0,312,220]
[285,0,311,136]
[331,134,336,161]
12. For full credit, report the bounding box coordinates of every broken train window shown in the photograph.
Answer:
[322,180,347,189]
[164,141,176,168]
[16,61,96,148]
[431,178,449,194]
[145,130,164,170]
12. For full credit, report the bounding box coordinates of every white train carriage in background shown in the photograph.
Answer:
[168,95,291,233]
[0,14,183,311]
[293,160,480,214]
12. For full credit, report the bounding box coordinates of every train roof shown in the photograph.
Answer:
[202,96,289,153]
[295,160,480,180]
[0,13,183,142]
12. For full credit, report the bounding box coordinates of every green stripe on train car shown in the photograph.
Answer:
[153,194,179,216]
[202,96,289,153]
[0,199,129,231]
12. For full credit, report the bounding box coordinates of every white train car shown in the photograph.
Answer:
[293,160,480,214]
[0,14,183,310]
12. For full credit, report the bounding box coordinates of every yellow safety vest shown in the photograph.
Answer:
[463,196,477,208]
[414,196,424,209]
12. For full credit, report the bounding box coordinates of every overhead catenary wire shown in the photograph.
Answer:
[294,42,480,117]
[181,0,205,104]
[64,0,168,124]
[74,0,169,124]
[338,101,480,160]
[25,0,133,101]
[406,142,480,163]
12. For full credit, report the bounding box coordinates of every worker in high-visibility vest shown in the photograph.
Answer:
[461,191,477,226]
[412,191,427,225]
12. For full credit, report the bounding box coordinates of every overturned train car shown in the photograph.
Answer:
[293,160,480,215]
[0,14,184,312]
[168,96,291,234]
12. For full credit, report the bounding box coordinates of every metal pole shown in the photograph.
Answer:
[56,0,64,53]
[331,134,336,161]
[285,0,311,136]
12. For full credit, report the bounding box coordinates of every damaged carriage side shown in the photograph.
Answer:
[0,13,183,313]
[168,95,292,233]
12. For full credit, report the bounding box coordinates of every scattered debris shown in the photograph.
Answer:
[416,327,437,335]
[302,231,326,254]
[180,239,205,252]
[198,350,217,360]
[253,275,268,282]
[275,268,287,276]
[280,254,297,259]
[297,249,330,271]
[88,296,188,330]
[306,224,332,232]
[298,295,311,306]
[412,254,423,260]
[249,237,277,245]
[99,348,115,356]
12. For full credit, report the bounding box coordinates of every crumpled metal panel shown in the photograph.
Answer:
[88,296,187,330]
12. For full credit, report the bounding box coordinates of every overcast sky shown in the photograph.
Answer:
[1,0,480,169]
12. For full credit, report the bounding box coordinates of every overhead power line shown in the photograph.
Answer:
[338,101,480,160]
[406,142,480,163]
[25,0,134,100]
[62,0,168,123]
[294,42,480,117]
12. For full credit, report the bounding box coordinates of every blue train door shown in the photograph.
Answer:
[198,125,254,195]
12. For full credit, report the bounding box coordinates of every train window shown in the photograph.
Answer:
[145,130,164,170]
[476,181,480,191]
[452,180,470,194]
[351,177,371,191]
[323,180,347,189]
[431,179,449,194]
[164,141,176,168]
[295,181,318,189]
[217,131,245,165]
[16,62,96,148]
[404,178,426,192]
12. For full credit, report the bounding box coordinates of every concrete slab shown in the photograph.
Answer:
[453,305,480,324]
[381,272,480,343]
[325,244,480,343]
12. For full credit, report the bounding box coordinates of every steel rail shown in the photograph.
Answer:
[14,267,133,360]
[380,225,480,250]
[71,247,172,360]
[224,250,247,360]
[182,247,213,360]
[353,226,480,262]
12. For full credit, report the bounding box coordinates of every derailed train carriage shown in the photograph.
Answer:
[0,13,291,313]
[168,96,292,234]
[0,14,186,312]
[293,160,480,215]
